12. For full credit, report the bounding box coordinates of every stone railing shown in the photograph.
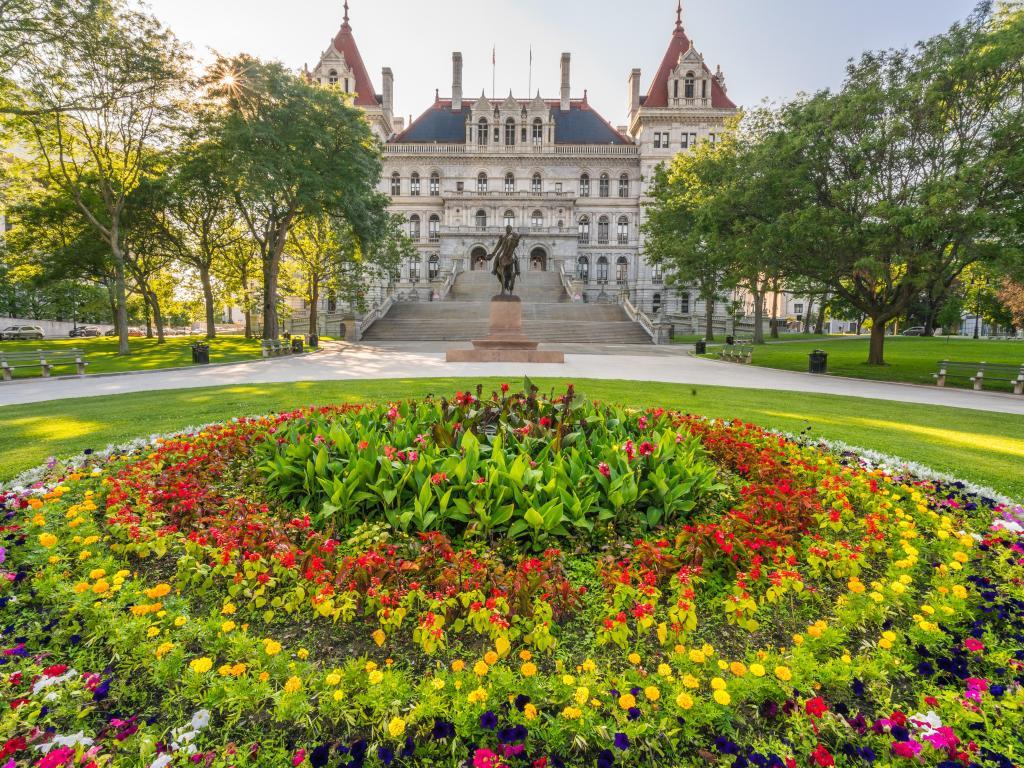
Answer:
[437,264,462,301]
[385,144,639,158]
[620,293,659,343]
[354,291,396,342]
[558,263,584,301]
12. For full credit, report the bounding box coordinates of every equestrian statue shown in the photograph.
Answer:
[485,225,522,296]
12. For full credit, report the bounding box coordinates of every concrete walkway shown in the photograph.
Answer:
[2,342,1023,415]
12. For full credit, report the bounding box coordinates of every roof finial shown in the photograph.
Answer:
[676,0,683,31]
[343,0,350,25]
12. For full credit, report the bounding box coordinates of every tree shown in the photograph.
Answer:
[200,56,390,340]
[998,279,1024,328]
[10,1,187,353]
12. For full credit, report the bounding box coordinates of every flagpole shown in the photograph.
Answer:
[492,45,496,100]
[528,45,532,97]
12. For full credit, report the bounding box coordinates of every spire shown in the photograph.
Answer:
[329,1,377,107]
[343,0,350,27]
[675,1,683,32]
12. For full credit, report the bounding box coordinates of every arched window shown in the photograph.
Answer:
[408,256,421,283]
[652,263,663,284]
[343,78,350,93]
[429,172,440,196]
[328,69,339,85]
[477,118,489,145]
[409,172,420,196]
[598,216,610,244]
[428,214,440,243]
[579,173,590,198]
[652,293,662,314]
[618,174,629,198]
[531,173,542,194]
[616,255,629,284]
[596,256,609,284]
[503,210,515,228]
[599,173,610,198]
[428,254,440,280]
[504,173,515,194]
[408,214,421,241]
[577,255,590,283]
[532,118,544,145]
[475,209,487,229]
[680,292,690,314]
[617,215,629,244]
[684,72,695,99]
[505,118,516,146]
[390,172,401,196]
[577,215,590,244]
[531,209,543,228]
[477,173,488,193]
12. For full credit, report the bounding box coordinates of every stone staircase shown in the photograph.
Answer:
[361,271,652,344]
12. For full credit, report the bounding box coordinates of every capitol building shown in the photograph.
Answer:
[293,2,759,342]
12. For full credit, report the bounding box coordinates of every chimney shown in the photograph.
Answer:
[393,116,405,133]
[628,68,641,119]
[560,53,571,111]
[382,67,394,118]
[452,52,463,110]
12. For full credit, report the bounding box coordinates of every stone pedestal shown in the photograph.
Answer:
[446,296,565,364]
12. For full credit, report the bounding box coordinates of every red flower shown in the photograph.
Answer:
[964,638,984,653]
[805,697,828,719]
[430,473,447,486]
[811,744,834,767]
[598,463,611,478]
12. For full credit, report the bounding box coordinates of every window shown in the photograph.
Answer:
[343,78,350,93]
[618,174,629,198]
[794,303,804,317]
[532,118,543,145]
[708,133,717,144]
[531,210,543,228]
[429,172,440,196]
[390,172,401,196]
[653,133,662,149]
[428,215,440,243]
[408,256,421,283]
[577,256,590,283]
[579,173,590,197]
[409,172,420,196]
[475,210,487,229]
[680,293,690,314]
[663,132,670,147]
[599,173,610,198]
[477,118,489,145]
[408,215,421,241]
[617,216,629,244]
[652,293,662,314]
[428,254,440,280]
[616,255,628,284]
[477,173,488,193]
[328,69,339,86]
[598,216,609,244]
[503,210,515,228]
[578,216,590,244]
[673,79,679,99]
[504,173,515,194]
[505,118,516,146]
[596,256,609,284]
[327,294,337,313]
[681,133,689,149]
[685,72,695,99]
[531,173,542,194]
[652,263,663,284]
[689,132,697,147]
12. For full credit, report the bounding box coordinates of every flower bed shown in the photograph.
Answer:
[1,383,1022,768]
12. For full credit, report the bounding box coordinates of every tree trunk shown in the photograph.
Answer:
[241,263,252,339]
[200,264,216,340]
[868,320,886,365]
[751,286,765,344]
[144,300,152,339]
[111,247,130,355]
[704,293,715,342]
[815,301,827,335]
[803,297,815,334]
[149,289,165,343]
[770,288,780,339]
[308,279,320,338]
[261,241,284,341]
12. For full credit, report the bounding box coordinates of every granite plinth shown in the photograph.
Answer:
[445,296,565,364]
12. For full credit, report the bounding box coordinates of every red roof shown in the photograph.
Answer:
[330,14,378,107]
[643,18,736,110]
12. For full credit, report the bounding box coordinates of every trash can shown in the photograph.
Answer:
[308,334,319,349]
[726,335,735,346]
[695,340,707,355]
[192,343,209,365]
[808,349,828,374]
[190,342,199,364]
[291,337,303,354]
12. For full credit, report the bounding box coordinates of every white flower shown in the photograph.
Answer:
[35,731,94,753]
[149,755,173,768]
[31,668,78,694]
[910,710,942,736]
[190,709,211,730]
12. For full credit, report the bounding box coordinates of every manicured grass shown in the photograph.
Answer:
[0,335,268,378]
[673,332,852,344]
[2,378,1022,499]
[708,336,1024,388]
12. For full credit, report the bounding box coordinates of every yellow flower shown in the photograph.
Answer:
[263,639,282,656]
[218,663,234,676]
[952,584,968,600]
[711,677,727,691]
[230,663,247,676]
[387,717,406,738]
[174,616,188,627]
[432,677,445,690]
[190,657,213,674]
[221,602,236,615]
[452,660,465,673]
[688,649,706,664]
[644,686,660,702]
[792,634,804,646]
[89,568,106,580]
[848,578,865,594]
[284,676,302,693]
[73,582,89,593]
[520,661,537,677]
[774,666,792,682]
[146,626,161,638]
[38,533,58,548]
[368,670,384,685]
[627,652,641,665]
[713,689,732,706]
[676,692,694,710]
[484,651,498,665]
[297,648,309,660]
[155,642,174,659]
[333,689,345,702]
[326,673,341,686]
[92,580,109,595]
[575,686,590,705]
[372,629,386,647]
[657,663,673,678]
[524,703,538,720]
[146,583,171,599]
[682,674,699,689]
[473,661,489,677]
[519,649,533,662]
[618,693,636,710]
[221,620,236,633]
[730,662,747,677]
[582,658,596,673]
[561,706,582,720]
[561,674,575,686]
[259,672,270,683]
[467,687,488,704]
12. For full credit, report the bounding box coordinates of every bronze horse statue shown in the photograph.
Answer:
[486,225,522,296]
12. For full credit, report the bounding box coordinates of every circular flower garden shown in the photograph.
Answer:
[1,383,1022,768]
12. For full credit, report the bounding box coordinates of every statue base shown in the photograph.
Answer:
[446,296,565,364]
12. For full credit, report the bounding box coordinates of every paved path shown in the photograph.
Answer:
[2,343,1023,415]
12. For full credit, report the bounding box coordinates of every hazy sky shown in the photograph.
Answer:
[145,0,980,127]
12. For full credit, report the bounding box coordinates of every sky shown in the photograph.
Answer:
[144,0,981,127]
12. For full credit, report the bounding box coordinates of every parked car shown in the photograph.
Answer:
[104,327,145,338]
[1,325,45,340]
[901,326,927,336]
[69,326,102,338]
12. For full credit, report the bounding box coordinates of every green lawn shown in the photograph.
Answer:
[0,335,269,378]
[2,378,1022,499]
[674,332,855,344]
[710,336,1024,388]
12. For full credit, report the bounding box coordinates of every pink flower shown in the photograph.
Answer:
[891,741,922,759]
[923,727,960,750]
[292,748,306,766]
[598,462,611,478]
[473,749,505,768]
[964,638,984,653]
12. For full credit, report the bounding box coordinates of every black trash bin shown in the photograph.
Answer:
[192,343,210,365]
[808,349,828,374]
[190,342,199,364]
[308,334,319,349]
[726,335,735,346]
[695,340,707,355]
[291,337,303,354]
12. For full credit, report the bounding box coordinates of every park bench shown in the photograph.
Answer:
[1,348,88,381]
[719,340,753,364]
[261,339,293,358]
[933,360,1024,394]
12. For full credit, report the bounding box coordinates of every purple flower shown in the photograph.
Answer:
[614,733,629,751]
[480,711,498,730]
[598,749,616,768]
[376,746,394,765]
[310,745,331,767]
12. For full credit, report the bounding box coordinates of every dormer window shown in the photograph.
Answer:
[684,72,695,99]
[505,118,516,146]
[532,118,543,145]
[328,69,339,86]
[477,118,489,145]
